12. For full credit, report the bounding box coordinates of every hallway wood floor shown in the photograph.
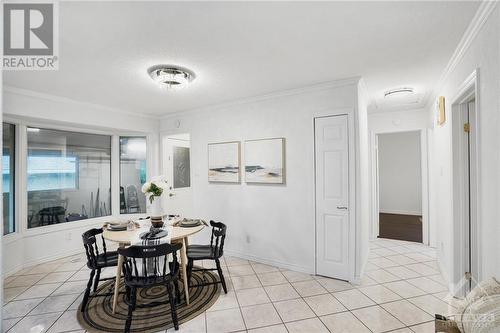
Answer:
[379,213,423,243]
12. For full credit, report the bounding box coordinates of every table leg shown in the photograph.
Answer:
[112,244,125,314]
[180,237,190,305]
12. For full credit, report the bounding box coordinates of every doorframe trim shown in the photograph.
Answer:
[451,69,481,296]
[369,129,430,245]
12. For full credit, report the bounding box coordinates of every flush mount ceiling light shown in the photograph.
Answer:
[147,65,195,90]
[384,87,414,98]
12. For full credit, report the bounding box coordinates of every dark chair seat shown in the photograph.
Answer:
[94,251,119,268]
[187,245,217,260]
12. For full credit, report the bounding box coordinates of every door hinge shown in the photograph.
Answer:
[465,271,472,280]
[464,123,470,133]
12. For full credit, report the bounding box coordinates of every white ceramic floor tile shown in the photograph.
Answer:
[2,298,44,319]
[8,312,62,333]
[240,303,282,329]
[358,285,402,304]
[207,291,239,312]
[15,283,61,300]
[385,255,418,265]
[385,266,421,280]
[273,298,316,323]
[408,294,456,317]
[37,271,76,285]
[405,263,440,276]
[281,270,314,283]
[4,274,46,288]
[51,281,88,296]
[228,265,255,277]
[304,293,346,316]
[369,257,400,268]
[320,311,371,333]
[366,269,401,283]
[247,324,287,333]
[381,300,434,326]
[257,272,288,286]
[291,280,327,297]
[264,283,300,302]
[236,287,270,306]
[285,317,329,333]
[352,305,405,333]
[406,277,447,293]
[332,289,376,310]
[47,310,83,332]
[206,308,246,333]
[231,274,261,290]
[383,281,427,298]
[408,320,434,333]
[166,312,206,333]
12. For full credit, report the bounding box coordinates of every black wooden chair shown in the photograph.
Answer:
[81,228,118,312]
[118,242,182,332]
[186,220,227,293]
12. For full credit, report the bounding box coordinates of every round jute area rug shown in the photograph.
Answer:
[77,270,220,333]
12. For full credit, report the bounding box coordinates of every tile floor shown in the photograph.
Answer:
[2,238,462,333]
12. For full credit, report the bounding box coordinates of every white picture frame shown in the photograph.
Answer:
[244,138,286,184]
[208,141,241,183]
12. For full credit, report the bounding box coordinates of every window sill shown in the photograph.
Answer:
[23,216,119,238]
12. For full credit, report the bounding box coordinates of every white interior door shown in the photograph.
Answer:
[162,135,192,216]
[315,115,350,280]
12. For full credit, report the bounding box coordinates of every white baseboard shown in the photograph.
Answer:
[379,209,422,216]
[224,249,314,275]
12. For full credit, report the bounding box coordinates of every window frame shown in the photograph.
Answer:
[119,136,148,215]
[3,122,16,236]
[2,116,151,238]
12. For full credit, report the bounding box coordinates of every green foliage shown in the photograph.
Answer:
[148,183,163,204]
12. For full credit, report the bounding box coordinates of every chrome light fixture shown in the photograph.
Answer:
[384,87,414,98]
[147,65,195,90]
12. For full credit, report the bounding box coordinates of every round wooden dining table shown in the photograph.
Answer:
[103,223,204,313]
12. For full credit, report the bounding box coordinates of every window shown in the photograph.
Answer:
[119,137,147,214]
[27,128,111,228]
[3,123,15,235]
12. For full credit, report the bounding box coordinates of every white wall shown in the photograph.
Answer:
[428,3,500,288]
[2,89,160,276]
[160,79,369,279]
[368,109,430,133]
[378,131,422,215]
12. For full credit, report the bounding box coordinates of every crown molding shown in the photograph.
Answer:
[3,85,161,120]
[424,0,498,110]
[160,76,362,120]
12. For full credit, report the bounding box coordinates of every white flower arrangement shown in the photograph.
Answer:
[141,175,171,204]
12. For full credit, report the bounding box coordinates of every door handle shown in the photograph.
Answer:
[337,206,348,210]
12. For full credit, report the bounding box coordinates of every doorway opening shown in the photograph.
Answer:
[451,70,479,296]
[162,133,192,216]
[376,131,423,243]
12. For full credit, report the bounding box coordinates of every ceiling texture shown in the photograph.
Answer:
[4,1,480,116]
